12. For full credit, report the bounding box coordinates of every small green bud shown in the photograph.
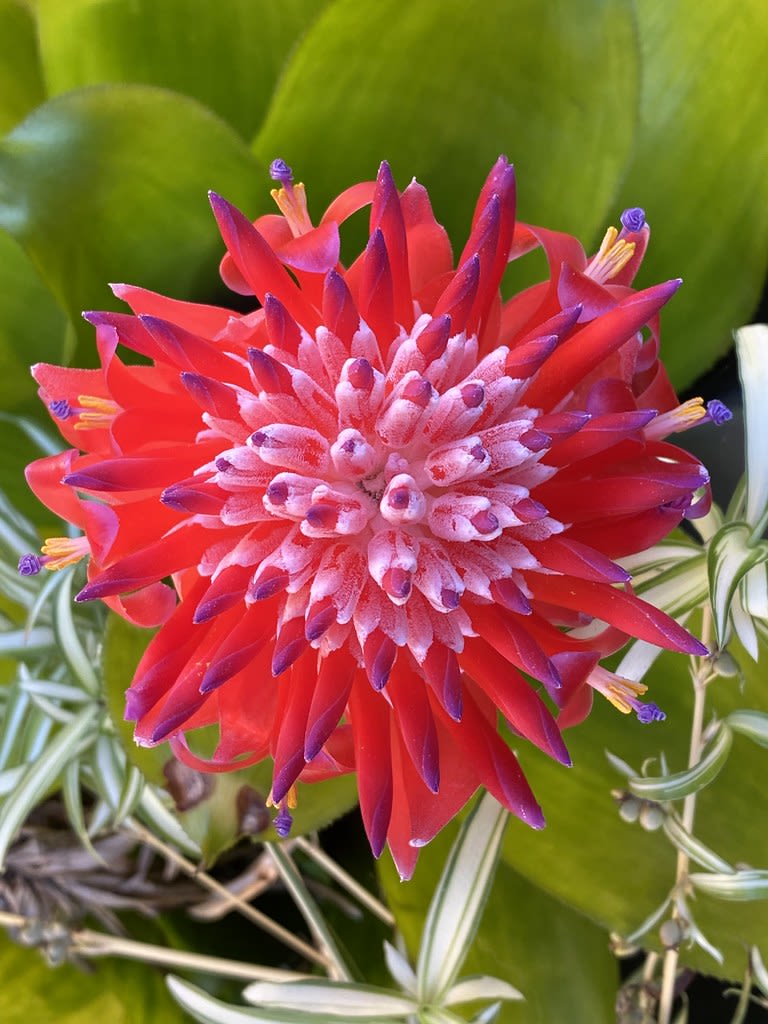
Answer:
[638,801,665,831]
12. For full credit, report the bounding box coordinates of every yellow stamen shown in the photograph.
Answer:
[645,397,707,440]
[585,226,637,283]
[73,394,119,430]
[604,678,648,715]
[40,535,90,571]
[271,182,313,237]
[266,783,298,810]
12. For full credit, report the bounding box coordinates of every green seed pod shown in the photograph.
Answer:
[639,801,666,831]
[659,918,684,949]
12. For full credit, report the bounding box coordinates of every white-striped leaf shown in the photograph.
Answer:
[624,897,672,946]
[690,504,724,545]
[742,562,768,620]
[134,786,201,858]
[470,1004,503,1024]
[114,762,146,824]
[619,540,702,576]
[62,756,102,861]
[0,561,38,610]
[382,941,416,996]
[690,870,768,901]
[443,975,522,1005]
[0,681,32,771]
[604,750,637,778]
[27,693,76,724]
[0,764,27,796]
[730,590,759,661]
[735,323,768,538]
[630,557,708,617]
[19,677,92,702]
[628,723,733,801]
[53,569,100,696]
[168,977,404,1024]
[662,817,734,874]
[0,625,55,655]
[25,564,68,633]
[262,844,352,982]
[416,793,508,1004]
[243,981,416,1018]
[417,1010,466,1024]
[0,702,100,867]
[91,731,125,811]
[707,522,768,648]
[726,709,768,748]
[19,702,55,762]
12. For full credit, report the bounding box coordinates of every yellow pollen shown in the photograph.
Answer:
[73,394,119,430]
[586,226,637,283]
[604,678,648,715]
[40,535,90,571]
[670,397,707,425]
[271,182,313,237]
[266,783,298,810]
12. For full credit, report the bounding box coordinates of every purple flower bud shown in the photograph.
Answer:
[269,158,294,186]
[18,553,42,576]
[620,207,646,232]
[49,399,72,420]
[706,399,732,425]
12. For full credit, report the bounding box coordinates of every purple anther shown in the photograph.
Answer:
[305,503,337,529]
[49,399,72,420]
[471,510,499,534]
[470,443,488,462]
[402,377,434,408]
[620,207,646,232]
[274,803,294,838]
[460,382,485,408]
[441,588,460,610]
[215,457,232,472]
[635,701,666,724]
[520,428,551,452]
[266,480,289,505]
[18,553,42,576]
[347,358,374,391]
[251,430,281,450]
[269,158,293,185]
[706,399,732,426]
[385,568,412,600]
[388,487,410,509]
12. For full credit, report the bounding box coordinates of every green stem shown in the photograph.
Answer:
[657,607,712,1024]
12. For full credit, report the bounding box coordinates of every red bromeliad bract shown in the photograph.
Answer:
[22,157,718,878]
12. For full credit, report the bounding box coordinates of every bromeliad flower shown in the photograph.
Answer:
[22,157,711,877]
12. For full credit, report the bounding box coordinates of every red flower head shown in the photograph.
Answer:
[22,158,718,878]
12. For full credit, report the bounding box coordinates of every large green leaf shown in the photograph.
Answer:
[0,230,67,409]
[498,632,768,980]
[102,613,359,863]
[379,822,617,1024]
[0,85,266,364]
[0,933,187,1024]
[35,0,327,141]
[612,0,768,389]
[0,0,45,134]
[256,0,639,254]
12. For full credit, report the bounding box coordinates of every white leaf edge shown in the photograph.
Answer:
[416,793,508,1004]
[735,324,768,536]
[443,975,522,1005]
